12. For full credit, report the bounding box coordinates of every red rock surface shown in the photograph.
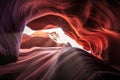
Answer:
[20,31,63,49]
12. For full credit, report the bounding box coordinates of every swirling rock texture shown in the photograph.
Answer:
[0,0,120,80]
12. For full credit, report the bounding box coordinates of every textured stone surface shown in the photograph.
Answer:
[20,31,63,49]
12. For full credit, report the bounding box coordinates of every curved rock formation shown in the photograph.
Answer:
[1,0,120,66]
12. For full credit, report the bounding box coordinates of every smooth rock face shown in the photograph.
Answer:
[0,0,120,80]
[1,0,120,67]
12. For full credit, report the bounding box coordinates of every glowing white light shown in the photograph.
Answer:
[23,26,91,53]
[23,26,36,35]
[32,27,84,49]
